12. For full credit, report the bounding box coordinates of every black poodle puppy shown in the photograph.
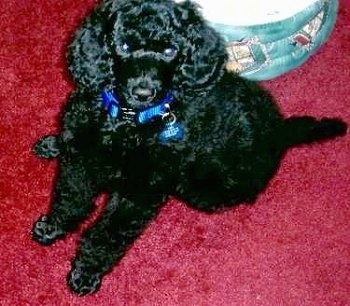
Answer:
[32,0,347,296]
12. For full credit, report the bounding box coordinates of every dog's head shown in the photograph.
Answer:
[108,0,185,108]
[68,0,227,109]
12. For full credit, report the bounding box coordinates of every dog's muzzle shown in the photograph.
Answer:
[127,76,161,106]
[131,86,157,103]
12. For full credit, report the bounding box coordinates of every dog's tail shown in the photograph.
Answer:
[279,116,347,148]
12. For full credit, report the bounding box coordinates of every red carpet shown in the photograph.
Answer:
[1,1,349,305]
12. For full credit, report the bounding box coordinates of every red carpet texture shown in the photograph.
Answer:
[1,0,349,305]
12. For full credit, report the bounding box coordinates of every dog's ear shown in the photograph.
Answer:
[173,0,227,89]
[67,2,115,90]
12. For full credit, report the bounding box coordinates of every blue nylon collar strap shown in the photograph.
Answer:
[101,90,174,124]
[137,91,174,124]
[101,90,184,143]
[101,90,121,119]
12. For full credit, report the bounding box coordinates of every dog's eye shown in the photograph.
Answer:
[163,47,177,58]
[119,42,131,54]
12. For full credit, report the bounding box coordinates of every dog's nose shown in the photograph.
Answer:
[131,86,156,102]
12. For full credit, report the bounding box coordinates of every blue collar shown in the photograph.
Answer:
[101,90,184,143]
[101,90,174,124]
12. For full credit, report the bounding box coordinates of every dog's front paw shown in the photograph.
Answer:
[31,215,66,246]
[67,264,102,296]
[33,135,60,159]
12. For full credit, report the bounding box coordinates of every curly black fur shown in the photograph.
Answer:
[31,0,347,296]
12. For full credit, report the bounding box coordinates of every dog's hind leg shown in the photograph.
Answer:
[67,193,163,296]
[32,158,97,245]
